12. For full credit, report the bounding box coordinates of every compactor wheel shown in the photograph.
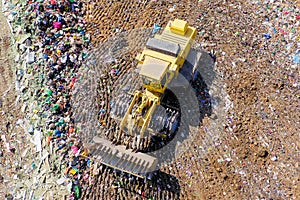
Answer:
[145,106,180,152]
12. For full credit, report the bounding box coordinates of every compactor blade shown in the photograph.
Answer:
[88,136,157,177]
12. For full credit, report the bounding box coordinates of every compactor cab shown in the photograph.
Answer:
[139,57,172,94]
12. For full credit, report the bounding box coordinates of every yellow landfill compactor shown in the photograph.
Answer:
[120,19,196,138]
[90,19,198,177]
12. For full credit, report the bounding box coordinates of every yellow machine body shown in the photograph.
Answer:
[120,19,197,137]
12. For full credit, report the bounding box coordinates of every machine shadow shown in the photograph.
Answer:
[144,49,216,172]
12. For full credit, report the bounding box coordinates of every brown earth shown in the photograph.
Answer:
[0,6,25,199]
[82,0,300,199]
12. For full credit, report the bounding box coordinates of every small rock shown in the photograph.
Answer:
[168,7,175,12]
[57,177,66,185]
[271,156,278,161]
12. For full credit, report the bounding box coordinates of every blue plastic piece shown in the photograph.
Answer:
[263,33,271,39]
[54,130,61,137]
[293,51,300,63]
[152,24,161,34]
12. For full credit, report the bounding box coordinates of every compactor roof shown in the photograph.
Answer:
[146,38,180,57]
[139,56,170,81]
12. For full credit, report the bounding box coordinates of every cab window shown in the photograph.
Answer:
[142,76,150,85]
[161,74,167,88]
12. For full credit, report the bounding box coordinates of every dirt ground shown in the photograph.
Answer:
[0,5,25,199]
[83,0,300,199]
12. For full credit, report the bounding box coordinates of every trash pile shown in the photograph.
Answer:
[1,0,93,198]
[0,0,299,199]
